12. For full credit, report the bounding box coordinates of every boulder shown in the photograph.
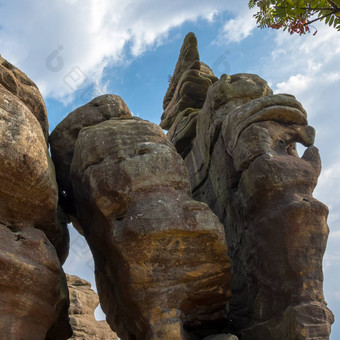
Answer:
[67,274,118,339]
[203,334,238,340]
[0,56,71,338]
[50,94,132,231]
[0,54,49,140]
[50,112,232,339]
[0,58,69,262]
[163,33,334,339]
[0,224,72,340]
[161,32,218,130]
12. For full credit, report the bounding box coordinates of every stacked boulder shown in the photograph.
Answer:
[161,33,334,339]
[50,95,232,339]
[67,274,118,339]
[0,30,334,340]
[0,55,71,339]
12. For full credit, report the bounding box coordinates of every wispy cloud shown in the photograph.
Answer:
[0,0,244,102]
[218,6,257,43]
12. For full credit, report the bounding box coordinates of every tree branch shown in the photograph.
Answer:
[276,6,338,11]
[326,0,339,9]
[305,9,340,25]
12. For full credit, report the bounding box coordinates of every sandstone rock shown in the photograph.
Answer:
[67,274,118,339]
[0,54,49,140]
[163,33,333,339]
[0,59,69,262]
[50,111,232,339]
[161,32,218,130]
[203,334,238,340]
[223,93,334,338]
[0,86,56,230]
[50,94,132,231]
[0,56,71,339]
[0,223,72,340]
[163,32,199,111]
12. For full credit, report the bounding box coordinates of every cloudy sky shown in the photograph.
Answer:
[1,0,339,337]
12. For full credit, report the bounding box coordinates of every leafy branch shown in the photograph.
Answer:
[249,0,340,35]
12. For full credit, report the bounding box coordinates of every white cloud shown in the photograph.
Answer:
[330,230,340,238]
[258,28,340,329]
[218,6,257,43]
[0,0,245,101]
[260,24,340,207]
[269,42,340,241]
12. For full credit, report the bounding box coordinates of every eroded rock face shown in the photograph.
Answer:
[0,54,49,140]
[0,55,71,339]
[162,33,333,339]
[50,104,232,339]
[67,274,118,339]
[50,94,132,232]
[0,224,71,340]
[161,32,218,130]
[0,58,68,262]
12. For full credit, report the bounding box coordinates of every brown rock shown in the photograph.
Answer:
[223,93,334,337]
[50,112,232,339]
[0,224,72,340]
[163,32,199,111]
[0,54,49,140]
[0,85,56,227]
[67,274,118,339]
[161,33,218,130]
[163,33,333,339]
[203,334,238,340]
[49,94,132,230]
[0,56,70,262]
[0,56,71,339]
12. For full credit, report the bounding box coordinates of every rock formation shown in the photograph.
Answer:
[161,32,218,130]
[0,55,72,339]
[67,274,118,339]
[203,335,238,340]
[161,33,334,339]
[50,96,232,339]
[49,94,131,229]
[0,31,334,340]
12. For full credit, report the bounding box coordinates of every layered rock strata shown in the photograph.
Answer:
[67,274,118,339]
[0,55,71,339]
[50,98,232,339]
[162,33,334,339]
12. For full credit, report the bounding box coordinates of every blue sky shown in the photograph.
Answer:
[1,0,339,337]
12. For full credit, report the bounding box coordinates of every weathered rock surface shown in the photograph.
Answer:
[203,334,238,340]
[0,55,71,339]
[1,31,333,340]
[50,104,232,339]
[161,32,218,130]
[67,274,118,339]
[0,58,69,262]
[0,54,49,140]
[0,223,71,340]
[50,94,132,231]
[162,33,334,339]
